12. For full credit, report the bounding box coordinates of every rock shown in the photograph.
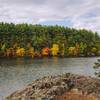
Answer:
[5,73,100,100]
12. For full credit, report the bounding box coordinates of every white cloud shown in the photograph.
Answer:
[0,0,100,33]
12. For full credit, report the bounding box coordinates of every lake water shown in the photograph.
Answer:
[0,57,99,99]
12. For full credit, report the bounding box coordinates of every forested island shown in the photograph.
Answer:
[0,22,100,58]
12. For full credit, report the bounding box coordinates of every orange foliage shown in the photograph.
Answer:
[42,47,50,56]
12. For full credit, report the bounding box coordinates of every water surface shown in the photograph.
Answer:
[0,57,99,99]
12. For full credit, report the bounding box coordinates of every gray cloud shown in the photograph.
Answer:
[1,0,47,5]
[0,0,100,33]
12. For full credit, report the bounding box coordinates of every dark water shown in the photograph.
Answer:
[0,57,99,99]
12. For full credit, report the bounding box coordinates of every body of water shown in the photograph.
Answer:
[0,57,99,99]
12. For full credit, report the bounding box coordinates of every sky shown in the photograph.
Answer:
[0,0,100,33]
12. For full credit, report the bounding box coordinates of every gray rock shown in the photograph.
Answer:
[5,73,100,100]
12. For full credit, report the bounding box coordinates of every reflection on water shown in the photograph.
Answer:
[0,57,99,99]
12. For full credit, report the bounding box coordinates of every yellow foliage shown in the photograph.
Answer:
[68,47,78,56]
[28,47,34,58]
[61,44,65,56]
[51,44,59,56]
[75,43,80,49]
[97,50,100,56]
[91,47,97,53]
[16,47,25,57]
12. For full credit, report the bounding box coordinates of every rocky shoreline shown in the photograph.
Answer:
[6,73,100,100]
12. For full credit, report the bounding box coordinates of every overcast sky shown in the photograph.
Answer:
[0,0,100,33]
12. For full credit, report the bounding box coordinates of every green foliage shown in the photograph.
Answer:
[0,22,100,57]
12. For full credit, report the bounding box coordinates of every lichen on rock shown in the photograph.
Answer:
[6,73,100,100]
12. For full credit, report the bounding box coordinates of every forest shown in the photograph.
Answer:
[0,22,100,58]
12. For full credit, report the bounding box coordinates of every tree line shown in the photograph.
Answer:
[0,22,100,58]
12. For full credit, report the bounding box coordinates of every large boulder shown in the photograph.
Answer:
[6,73,100,100]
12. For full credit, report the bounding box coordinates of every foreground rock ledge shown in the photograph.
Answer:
[6,73,100,100]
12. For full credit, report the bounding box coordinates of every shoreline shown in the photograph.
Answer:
[0,56,100,59]
[6,73,100,100]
